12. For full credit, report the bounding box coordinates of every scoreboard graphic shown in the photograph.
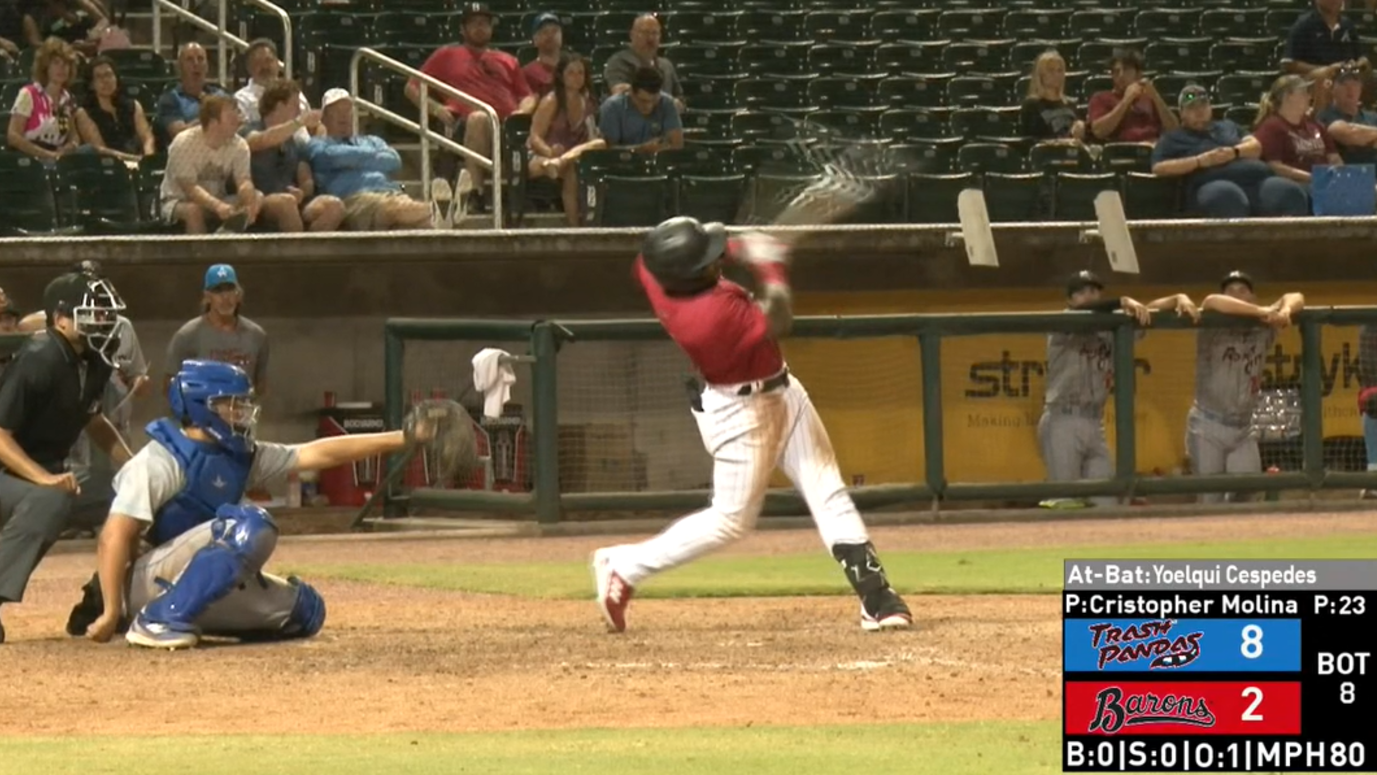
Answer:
[1062,560,1376,772]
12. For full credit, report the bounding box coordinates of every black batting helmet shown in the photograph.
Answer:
[1066,270,1104,297]
[1220,270,1253,291]
[641,216,727,290]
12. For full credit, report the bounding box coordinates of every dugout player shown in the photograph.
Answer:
[592,218,912,634]
[0,270,132,644]
[1038,271,1197,509]
[1189,271,1304,502]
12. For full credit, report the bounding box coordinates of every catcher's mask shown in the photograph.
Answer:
[170,359,260,455]
[44,271,126,367]
[641,216,727,291]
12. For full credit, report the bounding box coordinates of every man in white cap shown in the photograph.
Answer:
[304,89,434,231]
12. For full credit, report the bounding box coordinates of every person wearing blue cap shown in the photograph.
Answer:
[164,263,270,396]
[521,12,564,97]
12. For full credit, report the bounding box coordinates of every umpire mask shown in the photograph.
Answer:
[71,277,126,367]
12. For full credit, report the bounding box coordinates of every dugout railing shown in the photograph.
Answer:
[380,308,1377,524]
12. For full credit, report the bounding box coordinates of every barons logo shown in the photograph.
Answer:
[1089,619,1202,670]
[1088,687,1217,734]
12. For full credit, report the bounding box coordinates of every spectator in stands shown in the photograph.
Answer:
[1282,0,1370,82]
[156,42,230,148]
[5,37,78,162]
[235,38,318,145]
[1021,51,1085,142]
[166,263,270,395]
[522,12,563,97]
[243,80,343,232]
[406,2,535,218]
[1253,74,1343,188]
[75,55,155,162]
[306,88,434,231]
[1318,65,1377,164]
[598,65,682,153]
[604,14,684,112]
[22,0,105,57]
[528,54,605,226]
[160,95,261,234]
[1150,86,1308,218]
[1087,48,1177,144]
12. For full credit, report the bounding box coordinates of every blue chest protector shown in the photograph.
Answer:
[145,418,255,546]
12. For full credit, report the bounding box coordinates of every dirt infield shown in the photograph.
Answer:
[1,512,1371,736]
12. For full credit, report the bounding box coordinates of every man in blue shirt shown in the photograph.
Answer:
[1282,0,1370,87]
[1150,85,1308,218]
[1317,65,1377,165]
[597,66,683,152]
[155,42,230,150]
[304,89,434,231]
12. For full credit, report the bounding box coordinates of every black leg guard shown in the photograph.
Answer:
[832,541,912,625]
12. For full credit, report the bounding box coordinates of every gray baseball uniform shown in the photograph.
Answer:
[112,440,301,634]
[1186,327,1275,502]
[1038,330,1115,503]
[68,316,147,529]
[165,315,270,389]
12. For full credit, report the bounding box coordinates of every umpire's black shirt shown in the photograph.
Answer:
[0,330,112,474]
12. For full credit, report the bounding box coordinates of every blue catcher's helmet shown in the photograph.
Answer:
[169,360,259,454]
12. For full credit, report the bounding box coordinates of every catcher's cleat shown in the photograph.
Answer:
[66,572,107,637]
[861,588,913,632]
[126,615,200,651]
[592,548,634,634]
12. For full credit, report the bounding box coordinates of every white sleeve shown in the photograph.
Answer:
[110,445,186,524]
[247,441,300,491]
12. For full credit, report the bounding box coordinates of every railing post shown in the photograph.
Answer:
[217,0,228,87]
[531,323,562,524]
[918,331,945,498]
[153,1,162,59]
[420,83,432,200]
[1112,320,1137,498]
[381,325,406,517]
[1300,318,1325,489]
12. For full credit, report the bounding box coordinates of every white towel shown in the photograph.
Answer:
[472,348,516,419]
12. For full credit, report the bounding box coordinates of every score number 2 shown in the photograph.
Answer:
[1239,626,1265,722]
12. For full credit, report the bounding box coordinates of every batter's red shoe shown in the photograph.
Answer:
[592,548,634,633]
[861,588,913,632]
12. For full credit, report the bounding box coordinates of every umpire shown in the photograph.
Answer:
[0,269,132,644]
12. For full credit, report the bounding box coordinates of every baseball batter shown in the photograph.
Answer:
[1188,271,1303,502]
[75,359,420,649]
[1039,271,1197,508]
[592,217,911,634]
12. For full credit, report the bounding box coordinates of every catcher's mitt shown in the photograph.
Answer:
[403,398,478,485]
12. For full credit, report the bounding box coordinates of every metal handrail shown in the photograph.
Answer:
[349,47,504,230]
[151,0,293,86]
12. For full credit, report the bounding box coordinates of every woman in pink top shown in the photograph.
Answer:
[5,36,79,162]
[1252,74,1343,186]
[526,54,606,226]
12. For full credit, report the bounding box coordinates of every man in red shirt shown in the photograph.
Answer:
[591,217,913,635]
[521,12,563,97]
[405,2,536,216]
[1087,48,1178,144]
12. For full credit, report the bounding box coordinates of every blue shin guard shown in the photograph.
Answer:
[141,504,280,631]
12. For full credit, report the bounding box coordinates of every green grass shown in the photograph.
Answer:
[0,722,1063,775]
[289,533,1377,599]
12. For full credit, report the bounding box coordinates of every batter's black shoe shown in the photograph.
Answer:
[66,573,105,637]
[0,609,6,644]
[832,541,914,632]
[861,588,913,632]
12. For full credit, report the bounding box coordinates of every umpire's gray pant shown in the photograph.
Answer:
[0,472,75,603]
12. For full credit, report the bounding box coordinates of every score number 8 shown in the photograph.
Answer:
[1241,624,1264,659]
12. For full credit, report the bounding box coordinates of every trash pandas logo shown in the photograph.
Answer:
[1088,687,1218,734]
[1089,619,1202,670]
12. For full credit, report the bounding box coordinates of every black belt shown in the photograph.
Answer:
[737,370,790,396]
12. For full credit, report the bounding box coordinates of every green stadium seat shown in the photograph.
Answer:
[805,9,873,42]
[666,10,743,43]
[906,171,974,224]
[739,42,815,75]
[1153,73,1218,104]
[947,75,1002,107]
[808,76,883,110]
[899,137,963,174]
[360,44,431,143]
[747,171,820,222]
[808,109,878,136]
[958,142,1023,174]
[733,144,810,174]
[732,111,791,143]
[1068,10,1135,39]
[1100,142,1155,173]
[1080,73,1115,99]
[0,152,74,236]
[950,106,1021,141]
[1122,172,1181,219]
[135,153,166,222]
[871,9,940,42]
[1029,142,1095,173]
[937,9,1007,39]
[1215,73,1270,107]
[673,43,744,78]
[102,50,172,80]
[1144,40,1214,74]
[1079,39,1148,71]
[876,41,949,76]
[592,174,672,227]
[1264,9,1304,38]
[122,80,161,115]
[1223,105,1257,127]
[498,114,560,228]
[680,109,736,139]
[686,136,748,155]
[675,174,747,223]
[1005,9,1072,38]
[54,153,176,234]
[879,107,954,141]
[1054,172,1117,220]
[594,11,639,47]
[809,42,882,76]
[1200,9,1267,39]
[983,172,1045,222]
[1011,40,1066,71]
[1136,9,1200,38]
[942,41,1015,75]
[680,79,739,111]
[878,75,951,109]
[735,77,818,110]
[1210,42,1277,74]
[655,147,726,177]
[742,9,810,41]
[375,12,446,46]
